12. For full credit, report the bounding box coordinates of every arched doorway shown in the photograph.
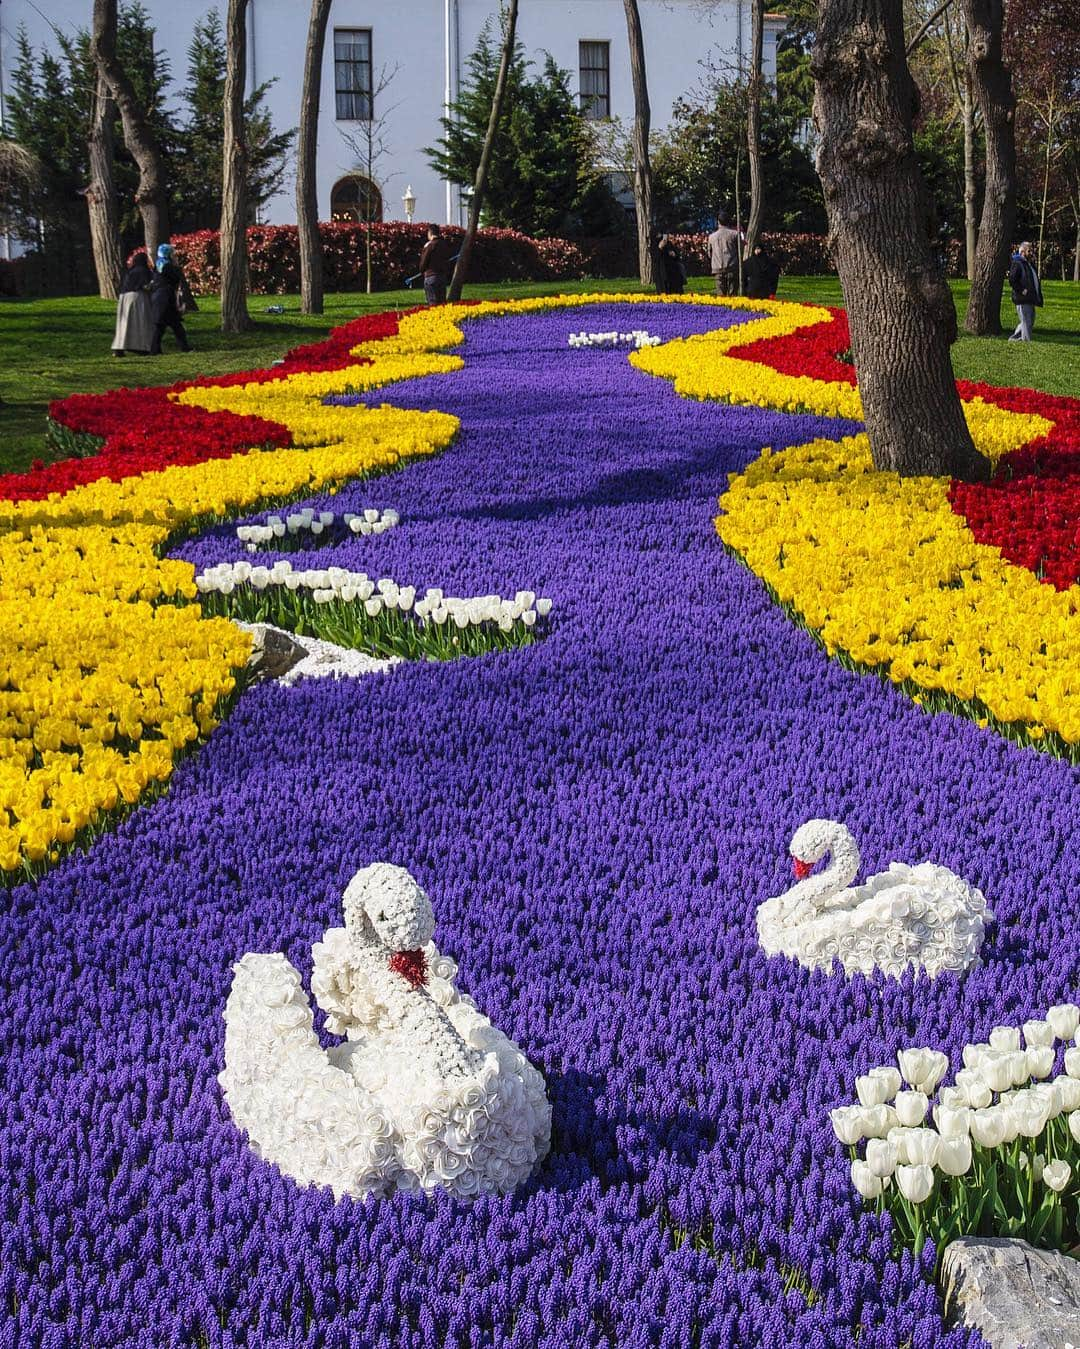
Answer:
[330,176,383,223]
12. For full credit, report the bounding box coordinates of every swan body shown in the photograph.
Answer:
[219,863,551,1200]
[756,819,992,979]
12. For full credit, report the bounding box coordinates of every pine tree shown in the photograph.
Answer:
[174,10,293,231]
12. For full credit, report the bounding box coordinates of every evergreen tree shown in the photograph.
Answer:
[174,10,294,231]
[426,25,619,237]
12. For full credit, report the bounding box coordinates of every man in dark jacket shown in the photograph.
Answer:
[419,225,454,305]
[657,235,686,295]
[1007,242,1043,342]
[149,242,196,354]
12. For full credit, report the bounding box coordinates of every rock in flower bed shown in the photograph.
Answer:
[4,295,1080,1345]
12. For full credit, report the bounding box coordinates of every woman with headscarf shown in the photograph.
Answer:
[149,242,196,354]
[111,248,155,357]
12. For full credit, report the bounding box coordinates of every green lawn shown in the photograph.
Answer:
[1,276,1076,475]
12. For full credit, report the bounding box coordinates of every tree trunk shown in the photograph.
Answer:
[623,0,659,288]
[221,0,251,333]
[86,72,123,298]
[744,0,766,260]
[90,0,169,258]
[959,0,1015,336]
[297,0,331,316]
[448,0,519,303]
[811,0,989,482]
[962,70,978,281]
[1037,82,1056,268]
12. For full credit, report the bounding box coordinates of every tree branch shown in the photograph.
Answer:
[906,0,954,56]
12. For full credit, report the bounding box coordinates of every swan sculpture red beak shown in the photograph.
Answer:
[389,948,428,988]
[792,857,813,880]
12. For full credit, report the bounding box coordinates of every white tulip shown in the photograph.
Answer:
[1047,1004,1080,1040]
[865,1138,898,1178]
[313,588,334,604]
[989,1026,1021,1053]
[1064,1047,1080,1078]
[954,1069,993,1110]
[1056,1076,1080,1112]
[1044,1159,1071,1192]
[963,1043,991,1070]
[898,1048,948,1094]
[894,1091,929,1127]
[830,1106,864,1145]
[970,1106,1008,1149]
[1069,1111,1080,1144]
[1007,1050,1032,1087]
[1023,1020,1055,1048]
[1027,1047,1056,1081]
[979,1051,1014,1095]
[858,1104,899,1139]
[1015,1102,1050,1139]
[522,610,536,628]
[896,1164,934,1204]
[937,1136,973,1177]
[934,1105,971,1139]
[536,597,553,617]
[284,574,301,591]
[364,598,383,618]
[903,1128,941,1167]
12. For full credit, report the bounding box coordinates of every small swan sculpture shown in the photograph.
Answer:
[756,819,992,979]
[219,863,551,1200]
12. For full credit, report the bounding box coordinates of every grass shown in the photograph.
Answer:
[1,276,1076,475]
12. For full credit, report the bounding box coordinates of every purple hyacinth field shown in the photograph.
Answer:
[6,300,1079,1348]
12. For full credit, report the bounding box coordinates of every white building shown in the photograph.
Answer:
[1,0,784,231]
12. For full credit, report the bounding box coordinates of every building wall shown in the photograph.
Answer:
[1,0,783,232]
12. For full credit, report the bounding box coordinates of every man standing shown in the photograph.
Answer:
[708,213,740,296]
[419,225,454,305]
[1007,242,1043,342]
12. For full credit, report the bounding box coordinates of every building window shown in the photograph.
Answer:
[335,29,372,120]
[579,41,610,119]
[330,176,383,223]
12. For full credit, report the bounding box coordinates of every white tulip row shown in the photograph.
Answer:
[195,558,553,630]
[566,330,662,350]
[236,507,400,549]
[832,1003,1080,1202]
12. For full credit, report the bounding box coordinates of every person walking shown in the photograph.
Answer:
[111,248,155,357]
[149,242,196,355]
[708,213,740,296]
[1008,241,1043,342]
[657,234,687,295]
[418,225,454,305]
[743,243,781,300]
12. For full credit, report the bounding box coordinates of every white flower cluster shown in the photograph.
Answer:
[196,558,553,629]
[219,863,551,1201]
[236,507,400,550]
[567,329,662,349]
[832,1004,1080,1205]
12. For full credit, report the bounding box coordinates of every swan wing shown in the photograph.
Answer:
[219,952,401,1198]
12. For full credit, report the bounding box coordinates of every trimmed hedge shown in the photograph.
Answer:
[170,221,847,293]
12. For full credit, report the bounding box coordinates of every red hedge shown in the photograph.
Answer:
[170,222,854,294]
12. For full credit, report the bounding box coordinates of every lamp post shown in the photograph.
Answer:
[461,182,474,228]
[402,185,416,223]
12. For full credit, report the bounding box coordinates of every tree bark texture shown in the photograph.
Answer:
[221,0,252,332]
[959,0,1016,335]
[448,0,519,302]
[962,71,978,281]
[812,0,989,481]
[744,0,766,259]
[297,0,332,316]
[623,0,659,288]
[90,0,169,258]
[86,72,123,298]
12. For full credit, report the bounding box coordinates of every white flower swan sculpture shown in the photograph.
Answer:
[756,819,993,979]
[220,863,551,1200]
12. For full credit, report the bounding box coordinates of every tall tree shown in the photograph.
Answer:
[958,0,1015,334]
[90,0,170,256]
[85,72,123,297]
[812,0,988,481]
[339,65,400,294]
[448,0,519,303]
[622,0,659,288]
[744,0,766,257]
[296,0,332,315]
[220,0,251,332]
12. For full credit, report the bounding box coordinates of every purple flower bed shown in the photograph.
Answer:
[5,301,1078,1346]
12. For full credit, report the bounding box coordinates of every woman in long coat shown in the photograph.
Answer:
[149,243,196,354]
[111,249,155,356]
